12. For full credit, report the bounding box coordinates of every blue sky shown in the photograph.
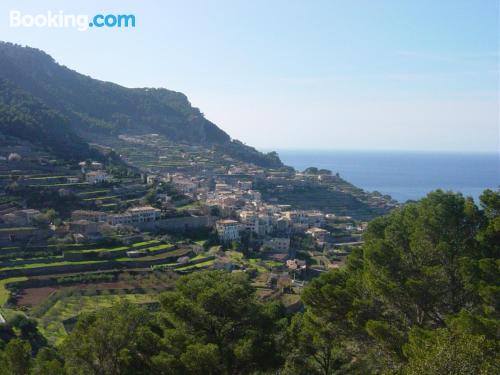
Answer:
[0,0,498,152]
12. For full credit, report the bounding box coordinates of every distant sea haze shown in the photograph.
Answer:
[275,150,500,203]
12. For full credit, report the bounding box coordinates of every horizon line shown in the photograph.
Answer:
[257,147,500,155]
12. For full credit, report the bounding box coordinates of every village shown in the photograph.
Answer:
[0,132,398,343]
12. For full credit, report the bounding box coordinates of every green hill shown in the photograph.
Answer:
[0,42,282,167]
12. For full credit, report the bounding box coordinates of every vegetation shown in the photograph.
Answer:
[0,79,93,161]
[0,277,27,306]
[0,42,282,168]
[0,190,497,374]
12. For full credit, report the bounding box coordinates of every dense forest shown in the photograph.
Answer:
[0,42,282,168]
[0,79,94,161]
[0,189,498,374]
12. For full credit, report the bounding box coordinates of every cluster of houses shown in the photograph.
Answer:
[77,160,113,184]
[0,205,162,244]
[69,206,162,234]
[1,208,42,226]
[208,176,342,254]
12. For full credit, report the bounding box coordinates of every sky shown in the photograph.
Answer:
[0,0,498,153]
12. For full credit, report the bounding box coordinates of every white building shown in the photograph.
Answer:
[216,219,241,242]
[107,206,161,226]
[173,180,198,194]
[127,206,161,223]
[238,180,253,190]
[2,209,41,226]
[85,170,111,184]
[264,237,290,253]
[306,227,329,243]
[147,175,159,185]
[239,210,259,233]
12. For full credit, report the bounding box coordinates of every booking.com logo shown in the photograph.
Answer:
[9,10,136,31]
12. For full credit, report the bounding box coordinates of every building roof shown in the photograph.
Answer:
[128,206,160,212]
[306,227,328,233]
[217,219,239,225]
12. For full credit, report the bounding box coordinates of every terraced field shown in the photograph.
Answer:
[37,293,157,345]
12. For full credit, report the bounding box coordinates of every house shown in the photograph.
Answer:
[147,175,159,185]
[215,183,231,192]
[107,213,133,226]
[286,259,306,271]
[127,206,161,222]
[239,210,259,233]
[171,175,199,194]
[264,237,290,253]
[2,209,41,226]
[282,210,308,225]
[85,170,111,184]
[107,206,161,226]
[306,227,329,243]
[8,153,21,162]
[69,220,99,236]
[237,180,253,190]
[275,217,290,233]
[306,212,326,227]
[216,219,241,242]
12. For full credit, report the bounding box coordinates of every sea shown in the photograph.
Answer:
[274,150,500,203]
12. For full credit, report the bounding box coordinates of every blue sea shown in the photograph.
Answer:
[275,150,500,203]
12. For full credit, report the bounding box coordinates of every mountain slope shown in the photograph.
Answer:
[0,42,282,167]
[0,78,93,160]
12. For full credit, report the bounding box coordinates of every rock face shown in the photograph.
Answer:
[0,41,283,167]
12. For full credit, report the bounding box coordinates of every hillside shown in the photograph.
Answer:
[0,79,93,161]
[0,42,282,168]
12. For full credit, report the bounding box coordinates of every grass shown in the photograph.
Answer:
[176,201,202,210]
[280,293,301,308]
[147,244,174,251]
[0,260,107,272]
[0,227,35,232]
[116,247,188,262]
[263,260,284,268]
[176,259,215,271]
[131,240,161,248]
[247,258,267,273]
[28,182,90,188]
[0,277,28,306]
[27,175,73,180]
[78,190,110,196]
[82,195,118,202]
[79,246,129,253]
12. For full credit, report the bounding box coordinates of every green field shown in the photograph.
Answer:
[38,294,156,345]
[0,277,28,306]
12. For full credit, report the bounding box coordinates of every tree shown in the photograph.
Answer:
[144,189,157,205]
[284,313,350,375]
[0,339,32,375]
[304,167,319,175]
[156,271,286,374]
[61,302,159,375]
[31,348,65,375]
[45,209,59,224]
[402,327,499,375]
[294,190,500,372]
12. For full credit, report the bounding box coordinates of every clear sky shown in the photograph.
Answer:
[0,0,498,152]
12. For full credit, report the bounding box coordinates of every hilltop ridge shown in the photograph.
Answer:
[0,42,282,168]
